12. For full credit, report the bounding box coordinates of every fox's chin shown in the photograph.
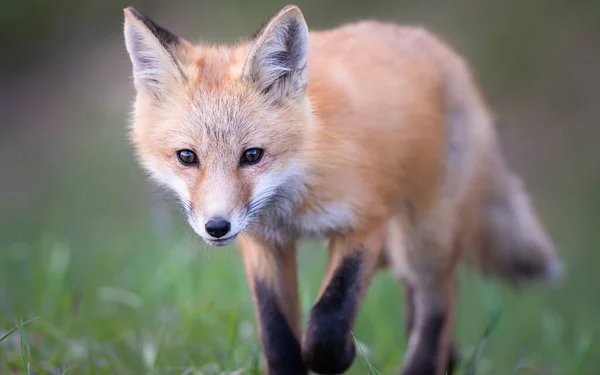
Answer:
[202,234,238,247]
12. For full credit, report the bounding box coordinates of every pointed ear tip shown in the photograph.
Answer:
[123,6,145,22]
[123,7,135,20]
[280,5,304,18]
[281,4,300,11]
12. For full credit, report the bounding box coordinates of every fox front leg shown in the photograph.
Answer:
[302,229,385,374]
[238,235,306,375]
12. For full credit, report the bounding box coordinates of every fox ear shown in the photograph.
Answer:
[123,7,186,98]
[243,5,309,100]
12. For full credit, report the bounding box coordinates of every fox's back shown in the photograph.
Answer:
[302,21,487,223]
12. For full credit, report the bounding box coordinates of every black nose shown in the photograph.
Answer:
[205,219,231,238]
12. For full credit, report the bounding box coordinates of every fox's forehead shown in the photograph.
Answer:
[183,88,264,147]
[176,46,264,143]
[184,44,249,88]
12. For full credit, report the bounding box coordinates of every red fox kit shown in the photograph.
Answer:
[123,5,561,375]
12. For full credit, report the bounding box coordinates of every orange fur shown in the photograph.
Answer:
[124,5,561,374]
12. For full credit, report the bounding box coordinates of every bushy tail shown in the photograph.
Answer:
[466,149,562,284]
[430,39,561,284]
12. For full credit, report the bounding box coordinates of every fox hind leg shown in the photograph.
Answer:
[385,216,459,375]
[401,280,459,375]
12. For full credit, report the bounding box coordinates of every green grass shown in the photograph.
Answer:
[1,224,598,374]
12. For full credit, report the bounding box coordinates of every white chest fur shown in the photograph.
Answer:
[295,200,355,237]
[249,199,355,248]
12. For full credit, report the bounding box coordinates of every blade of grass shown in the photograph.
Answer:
[464,308,502,375]
[351,332,381,375]
[0,317,39,343]
[16,319,33,375]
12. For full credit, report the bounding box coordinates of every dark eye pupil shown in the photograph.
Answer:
[177,149,197,165]
[246,150,258,161]
[241,148,263,165]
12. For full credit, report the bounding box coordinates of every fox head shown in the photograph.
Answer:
[123,5,311,246]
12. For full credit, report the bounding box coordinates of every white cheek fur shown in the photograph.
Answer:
[145,163,191,203]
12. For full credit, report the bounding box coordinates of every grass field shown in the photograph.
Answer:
[1,223,598,375]
[1,119,599,375]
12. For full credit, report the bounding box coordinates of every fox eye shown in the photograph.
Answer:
[240,148,264,166]
[176,149,199,166]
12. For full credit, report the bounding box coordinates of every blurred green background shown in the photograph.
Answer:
[1,0,599,374]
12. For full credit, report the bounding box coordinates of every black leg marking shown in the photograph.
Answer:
[302,251,364,374]
[446,343,460,375]
[402,310,445,375]
[401,286,460,375]
[255,280,306,375]
[404,284,415,336]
